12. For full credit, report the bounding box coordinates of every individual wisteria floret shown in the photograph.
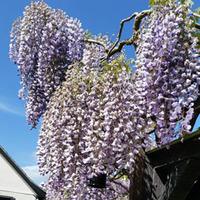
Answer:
[37,56,149,200]
[9,1,84,127]
[135,2,200,144]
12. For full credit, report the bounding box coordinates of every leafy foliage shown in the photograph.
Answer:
[38,55,137,199]
[149,0,175,6]
[149,0,194,6]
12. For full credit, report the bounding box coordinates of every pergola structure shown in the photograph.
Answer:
[144,129,200,200]
[130,96,200,200]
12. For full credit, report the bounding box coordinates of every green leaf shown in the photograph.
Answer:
[149,0,155,6]
[84,30,93,39]
[180,0,193,6]
[149,0,176,6]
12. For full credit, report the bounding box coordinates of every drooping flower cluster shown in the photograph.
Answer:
[37,54,150,199]
[9,1,84,127]
[135,3,200,144]
[10,0,200,200]
[82,35,112,67]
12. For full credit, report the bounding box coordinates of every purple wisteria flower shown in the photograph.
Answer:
[37,52,148,199]
[135,2,200,144]
[9,1,85,127]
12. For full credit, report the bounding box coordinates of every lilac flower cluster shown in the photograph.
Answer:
[9,1,84,127]
[135,3,200,144]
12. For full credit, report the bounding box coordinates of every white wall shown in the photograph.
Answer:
[0,153,37,200]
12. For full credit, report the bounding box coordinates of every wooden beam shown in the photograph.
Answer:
[129,156,165,200]
[159,158,200,200]
[147,129,200,168]
[128,130,200,200]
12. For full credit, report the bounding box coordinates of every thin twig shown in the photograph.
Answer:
[112,180,129,193]
[109,12,138,54]
[84,39,108,51]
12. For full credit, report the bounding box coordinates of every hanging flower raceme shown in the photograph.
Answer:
[10,1,200,200]
[9,1,84,127]
[135,2,200,144]
[37,52,150,199]
[82,35,112,67]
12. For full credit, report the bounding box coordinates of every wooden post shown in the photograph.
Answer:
[129,154,165,200]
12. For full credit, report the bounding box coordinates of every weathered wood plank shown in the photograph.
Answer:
[159,159,200,200]
[147,130,200,168]
[129,156,165,200]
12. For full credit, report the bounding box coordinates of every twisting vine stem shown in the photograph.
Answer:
[84,39,108,52]
[84,10,152,60]
[108,12,138,53]
[133,10,152,32]
[107,10,151,58]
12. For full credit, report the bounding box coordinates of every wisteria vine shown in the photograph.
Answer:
[9,0,200,200]
[37,54,153,199]
[135,2,200,144]
[9,1,84,127]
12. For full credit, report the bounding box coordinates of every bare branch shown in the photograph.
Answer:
[84,39,108,51]
[107,35,137,58]
[109,12,138,54]
[133,10,152,32]
[107,10,151,59]
[85,10,152,61]
[195,23,200,29]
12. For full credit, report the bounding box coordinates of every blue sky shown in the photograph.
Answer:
[0,0,199,184]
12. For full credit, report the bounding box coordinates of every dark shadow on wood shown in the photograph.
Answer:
[128,129,200,200]
[159,158,200,200]
[129,155,165,200]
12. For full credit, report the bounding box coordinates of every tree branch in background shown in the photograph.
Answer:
[107,10,151,58]
[133,9,152,32]
[108,12,138,54]
[84,39,108,52]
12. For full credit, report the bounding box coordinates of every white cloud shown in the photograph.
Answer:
[22,165,48,185]
[0,102,23,116]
